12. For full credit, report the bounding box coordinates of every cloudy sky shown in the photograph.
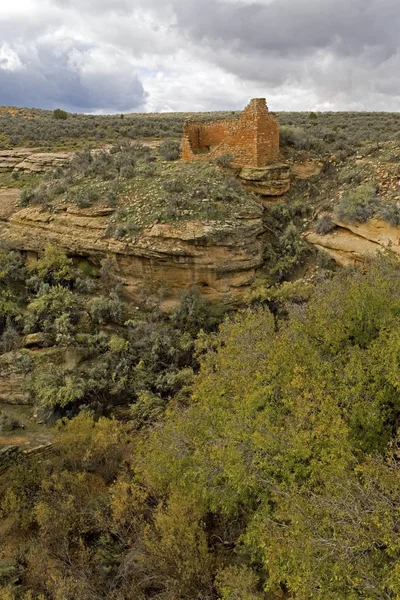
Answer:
[0,0,399,113]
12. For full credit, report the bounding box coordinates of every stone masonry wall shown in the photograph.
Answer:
[182,98,279,167]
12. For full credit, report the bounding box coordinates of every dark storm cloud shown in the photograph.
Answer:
[170,0,400,68]
[0,43,146,112]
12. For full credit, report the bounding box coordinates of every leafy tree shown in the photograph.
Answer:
[52,108,68,120]
[138,257,400,597]
[23,284,81,342]
[247,448,400,599]
[30,244,75,287]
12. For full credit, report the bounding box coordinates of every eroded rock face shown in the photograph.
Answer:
[0,150,72,173]
[238,164,291,197]
[0,352,30,405]
[305,228,381,266]
[291,161,323,179]
[0,372,28,405]
[0,197,266,308]
[305,216,400,266]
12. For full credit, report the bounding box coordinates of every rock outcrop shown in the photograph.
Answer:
[0,372,27,405]
[305,216,400,266]
[238,164,291,197]
[291,161,323,179]
[0,352,30,405]
[0,193,266,308]
[0,150,72,173]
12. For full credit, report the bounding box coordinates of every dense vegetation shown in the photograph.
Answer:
[3,255,400,598]
[0,245,225,420]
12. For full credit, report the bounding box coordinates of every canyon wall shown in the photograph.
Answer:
[0,190,266,310]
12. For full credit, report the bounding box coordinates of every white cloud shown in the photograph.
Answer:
[0,44,23,71]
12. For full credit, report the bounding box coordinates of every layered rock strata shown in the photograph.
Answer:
[239,164,291,197]
[0,150,72,173]
[305,216,400,266]
[0,191,266,308]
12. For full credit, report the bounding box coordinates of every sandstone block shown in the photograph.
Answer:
[239,164,291,196]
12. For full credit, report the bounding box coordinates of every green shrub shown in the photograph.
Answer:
[0,247,26,284]
[49,180,67,196]
[159,139,181,161]
[338,168,364,185]
[279,125,307,148]
[269,222,309,277]
[336,184,378,223]
[315,215,335,234]
[74,187,100,208]
[88,290,126,325]
[23,284,81,342]
[171,287,225,335]
[30,367,86,409]
[19,185,49,207]
[163,175,187,194]
[0,411,21,432]
[378,202,400,226]
[213,153,234,168]
[20,187,36,207]
[0,325,20,353]
[53,108,68,121]
[32,245,75,287]
[106,188,118,207]
[130,390,165,429]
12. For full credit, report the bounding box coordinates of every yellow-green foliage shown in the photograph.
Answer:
[138,256,400,598]
[5,258,400,599]
[31,244,75,285]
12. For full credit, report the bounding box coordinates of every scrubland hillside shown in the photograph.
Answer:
[1,108,400,599]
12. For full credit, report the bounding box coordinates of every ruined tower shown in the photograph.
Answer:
[182,98,279,168]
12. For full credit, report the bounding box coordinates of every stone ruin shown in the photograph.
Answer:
[182,98,279,168]
[182,98,290,198]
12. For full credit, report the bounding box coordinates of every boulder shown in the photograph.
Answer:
[23,333,47,348]
[305,228,381,266]
[305,216,400,266]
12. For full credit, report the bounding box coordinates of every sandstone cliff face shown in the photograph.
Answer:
[0,189,265,308]
[305,216,400,266]
[0,150,72,173]
[238,164,291,197]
